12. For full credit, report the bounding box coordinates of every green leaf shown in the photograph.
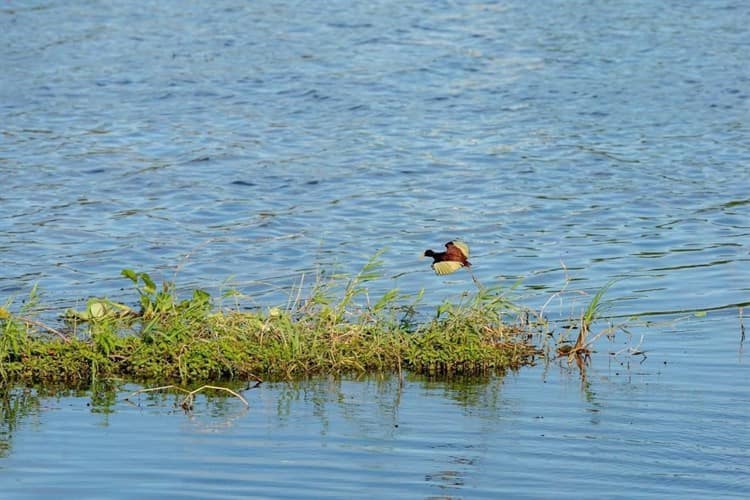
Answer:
[192,289,210,303]
[141,273,156,295]
[88,300,107,319]
[437,302,453,318]
[373,289,399,312]
[121,269,138,283]
[64,307,89,321]
[268,307,282,318]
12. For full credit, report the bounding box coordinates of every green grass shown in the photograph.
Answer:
[0,258,541,387]
[559,279,618,360]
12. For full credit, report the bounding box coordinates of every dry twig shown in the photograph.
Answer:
[20,316,71,343]
[125,383,252,411]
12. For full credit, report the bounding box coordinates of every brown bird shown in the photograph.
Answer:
[423,241,471,275]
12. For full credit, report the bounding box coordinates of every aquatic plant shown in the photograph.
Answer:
[557,280,618,361]
[0,257,540,387]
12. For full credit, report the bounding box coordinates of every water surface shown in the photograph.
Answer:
[1,314,748,498]
[1,0,749,497]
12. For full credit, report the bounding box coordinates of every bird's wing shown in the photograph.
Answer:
[432,261,465,275]
[452,241,470,258]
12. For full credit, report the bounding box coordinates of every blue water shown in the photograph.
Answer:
[2,319,749,499]
[1,0,749,497]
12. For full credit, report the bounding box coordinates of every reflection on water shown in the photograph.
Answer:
[0,389,41,459]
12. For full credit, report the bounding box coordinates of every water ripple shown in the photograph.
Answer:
[1,2,749,494]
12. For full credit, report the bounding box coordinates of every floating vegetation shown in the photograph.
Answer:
[0,254,543,387]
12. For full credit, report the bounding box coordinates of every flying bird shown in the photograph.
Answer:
[423,241,471,275]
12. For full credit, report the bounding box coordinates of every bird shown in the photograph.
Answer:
[423,241,471,275]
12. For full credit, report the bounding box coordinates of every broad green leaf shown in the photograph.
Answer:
[121,269,138,282]
[88,300,107,319]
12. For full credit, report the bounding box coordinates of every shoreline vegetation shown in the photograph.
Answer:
[1,254,614,388]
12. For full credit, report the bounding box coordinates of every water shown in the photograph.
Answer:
[2,317,749,498]
[1,0,749,497]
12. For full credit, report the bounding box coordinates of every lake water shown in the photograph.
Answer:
[1,0,749,497]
